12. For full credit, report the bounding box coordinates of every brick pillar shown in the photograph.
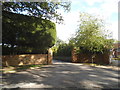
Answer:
[47,48,53,64]
[72,48,78,62]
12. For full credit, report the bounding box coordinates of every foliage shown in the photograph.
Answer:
[2,1,71,55]
[52,38,73,57]
[114,40,120,43]
[15,65,42,71]
[55,43,73,56]
[2,1,71,23]
[112,58,120,60]
[2,11,56,55]
[73,12,114,54]
[51,37,64,54]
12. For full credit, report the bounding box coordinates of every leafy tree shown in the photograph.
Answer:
[52,38,73,57]
[2,1,71,23]
[2,11,56,55]
[74,12,114,54]
[2,1,71,55]
[51,38,64,55]
[56,43,73,56]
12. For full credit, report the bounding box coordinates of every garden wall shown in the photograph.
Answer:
[2,49,53,67]
[72,49,110,64]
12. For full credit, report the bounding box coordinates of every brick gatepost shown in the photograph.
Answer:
[72,48,78,63]
[47,48,53,64]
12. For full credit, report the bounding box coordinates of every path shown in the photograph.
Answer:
[2,60,120,89]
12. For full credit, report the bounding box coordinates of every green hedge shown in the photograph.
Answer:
[54,43,73,57]
[2,11,56,55]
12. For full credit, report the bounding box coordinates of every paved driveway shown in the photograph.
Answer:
[2,60,120,89]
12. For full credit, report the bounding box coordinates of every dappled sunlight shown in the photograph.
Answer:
[59,71,70,74]
[102,77,118,82]
[89,74,98,77]
[80,80,103,88]
[95,65,119,70]
[31,55,35,59]
[19,55,26,57]
[4,82,53,88]
[20,83,53,88]
[84,68,93,71]
[3,54,48,66]
[2,60,119,89]
[59,71,80,74]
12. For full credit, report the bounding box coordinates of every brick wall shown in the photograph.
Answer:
[113,43,120,56]
[72,49,110,64]
[2,49,53,67]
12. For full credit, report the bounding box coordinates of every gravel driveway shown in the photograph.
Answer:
[2,60,120,89]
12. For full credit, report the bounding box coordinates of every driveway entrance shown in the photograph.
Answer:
[2,60,119,89]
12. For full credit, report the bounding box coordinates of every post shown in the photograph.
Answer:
[47,48,53,64]
[72,48,78,62]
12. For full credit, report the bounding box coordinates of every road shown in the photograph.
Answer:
[2,60,120,89]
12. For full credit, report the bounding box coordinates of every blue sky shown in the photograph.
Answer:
[56,0,119,41]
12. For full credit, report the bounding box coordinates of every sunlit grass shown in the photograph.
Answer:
[112,58,120,60]
[2,64,43,73]
[16,64,42,70]
[83,63,100,66]
[82,63,109,67]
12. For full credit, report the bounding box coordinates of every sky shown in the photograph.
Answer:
[56,0,119,42]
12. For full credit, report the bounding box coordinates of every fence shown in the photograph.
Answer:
[2,48,53,67]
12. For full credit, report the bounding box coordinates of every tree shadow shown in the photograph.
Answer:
[2,61,120,89]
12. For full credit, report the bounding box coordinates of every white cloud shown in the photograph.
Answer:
[84,0,119,6]
[83,0,119,40]
[85,0,118,19]
[56,10,79,41]
[84,0,104,6]
[108,22,118,40]
[56,0,119,41]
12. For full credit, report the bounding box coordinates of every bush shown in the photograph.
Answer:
[2,11,56,55]
[54,43,73,57]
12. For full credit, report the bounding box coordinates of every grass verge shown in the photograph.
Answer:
[83,63,109,67]
[112,58,120,60]
[1,64,43,73]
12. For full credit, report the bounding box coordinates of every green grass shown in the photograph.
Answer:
[2,64,43,73]
[16,64,42,70]
[83,63,98,66]
[83,62,109,66]
[112,58,120,60]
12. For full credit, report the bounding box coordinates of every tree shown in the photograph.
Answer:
[2,11,56,55]
[74,12,114,54]
[2,1,71,23]
[2,1,71,55]
[52,38,73,57]
[56,43,73,56]
[51,38,64,56]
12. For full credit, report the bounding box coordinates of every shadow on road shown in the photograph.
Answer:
[2,60,120,89]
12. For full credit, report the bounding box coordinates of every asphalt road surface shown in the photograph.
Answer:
[2,60,120,89]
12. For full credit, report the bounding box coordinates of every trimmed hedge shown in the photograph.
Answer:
[2,11,56,55]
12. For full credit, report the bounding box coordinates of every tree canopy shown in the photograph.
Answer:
[2,1,71,55]
[51,38,73,57]
[70,12,114,54]
[2,11,56,55]
[2,1,71,23]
